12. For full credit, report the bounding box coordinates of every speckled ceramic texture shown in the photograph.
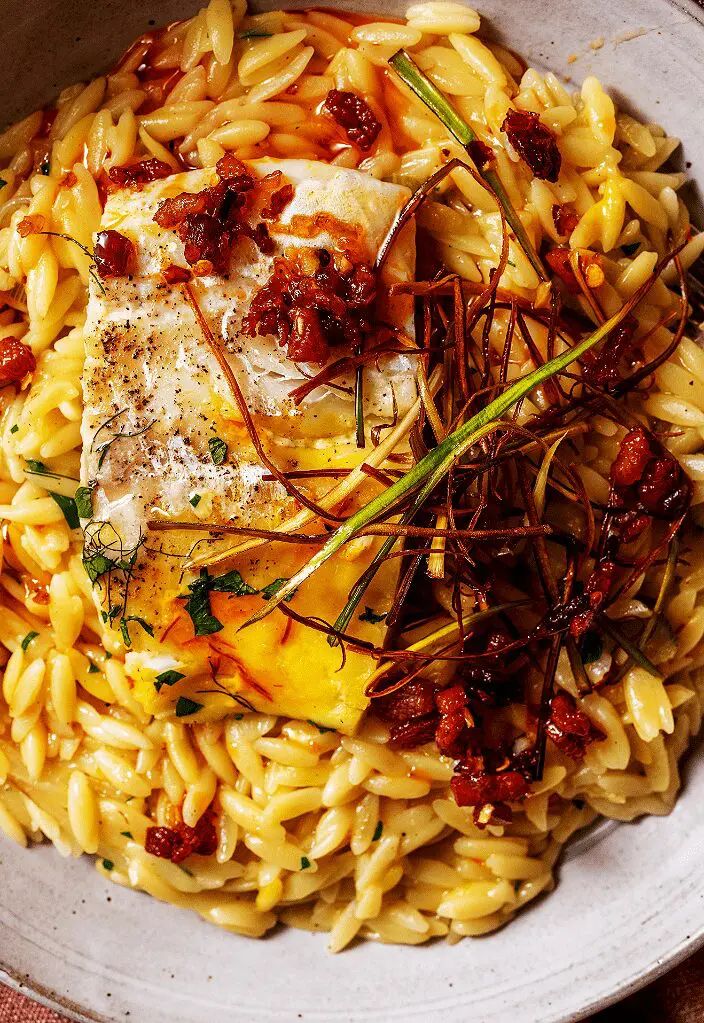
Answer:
[2,2,704,1021]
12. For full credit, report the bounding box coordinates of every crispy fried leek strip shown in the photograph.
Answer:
[242,258,678,629]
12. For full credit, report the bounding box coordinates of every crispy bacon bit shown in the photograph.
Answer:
[451,769,530,808]
[502,109,562,182]
[552,202,579,237]
[243,254,377,364]
[610,428,652,488]
[93,229,135,279]
[153,154,271,273]
[262,183,294,221]
[0,336,36,386]
[546,692,604,760]
[467,139,494,171]
[162,264,192,285]
[568,561,615,639]
[323,89,381,152]
[610,427,691,521]
[582,315,640,390]
[17,215,46,238]
[144,816,218,863]
[376,678,437,722]
[638,455,691,519]
[108,158,173,189]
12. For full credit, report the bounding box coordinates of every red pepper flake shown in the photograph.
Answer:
[0,336,36,386]
[552,202,579,237]
[546,692,604,760]
[323,89,381,152]
[108,158,173,189]
[17,215,46,238]
[144,815,218,863]
[161,264,192,285]
[93,229,135,279]
[60,172,78,189]
[243,254,377,364]
[502,108,562,182]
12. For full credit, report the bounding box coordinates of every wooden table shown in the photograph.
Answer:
[2,946,703,1021]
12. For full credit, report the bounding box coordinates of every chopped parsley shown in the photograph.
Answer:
[359,606,387,624]
[580,630,603,665]
[87,661,100,674]
[26,458,49,474]
[21,631,39,651]
[175,696,203,717]
[154,668,185,692]
[372,820,383,842]
[300,856,311,870]
[120,616,153,648]
[239,28,272,38]
[9,423,18,434]
[189,493,202,508]
[183,568,257,637]
[74,485,93,519]
[0,177,7,190]
[49,492,80,530]
[83,553,116,584]
[120,830,133,839]
[102,858,114,871]
[208,436,228,465]
[233,713,244,720]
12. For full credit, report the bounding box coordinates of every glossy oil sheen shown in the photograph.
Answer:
[1,2,703,1021]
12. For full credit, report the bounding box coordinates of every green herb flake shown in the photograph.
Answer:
[154,668,186,692]
[300,856,311,870]
[83,553,116,584]
[120,830,133,839]
[50,492,80,530]
[75,485,93,519]
[183,569,224,637]
[102,858,114,871]
[39,159,50,175]
[208,436,228,465]
[622,242,640,257]
[175,696,203,717]
[87,661,100,674]
[580,630,603,665]
[10,423,18,434]
[210,569,258,596]
[21,631,39,651]
[307,719,333,734]
[239,28,273,38]
[359,606,387,624]
[0,177,7,190]
[26,459,49,474]
[120,615,154,648]
[233,713,244,720]
[189,493,202,508]
[372,820,383,842]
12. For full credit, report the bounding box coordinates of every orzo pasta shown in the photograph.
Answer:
[0,0,702,952]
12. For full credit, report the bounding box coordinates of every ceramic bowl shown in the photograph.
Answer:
[1,2,703,1021]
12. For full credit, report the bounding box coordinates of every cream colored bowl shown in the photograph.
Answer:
[1,2,704,1021]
